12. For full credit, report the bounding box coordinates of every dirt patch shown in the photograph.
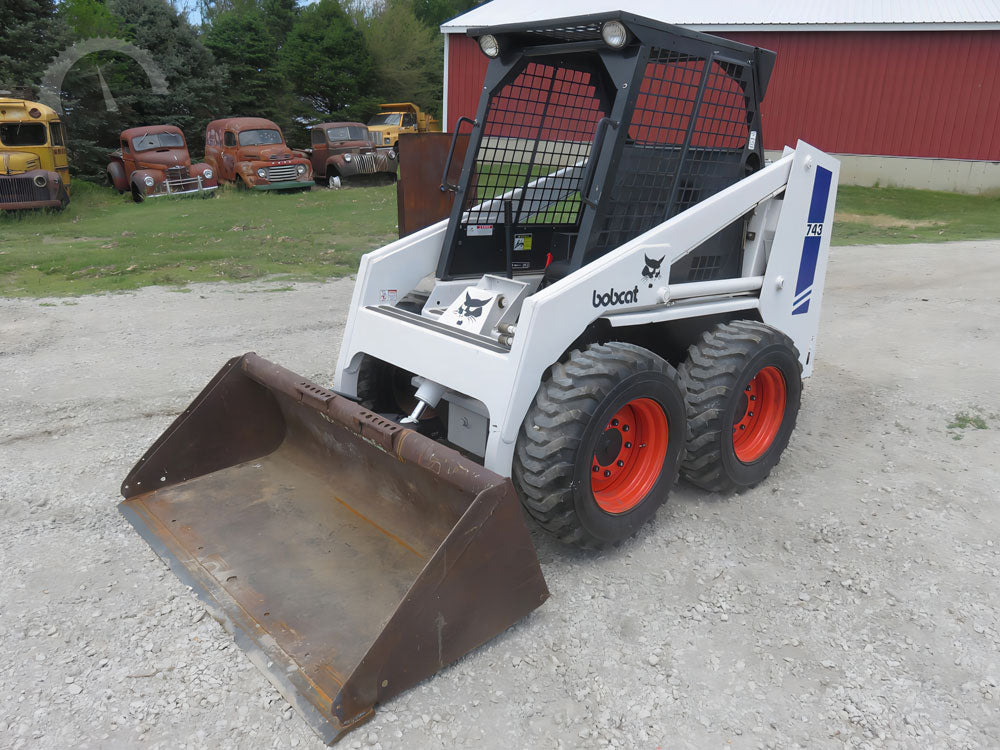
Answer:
[835,211,944,229]
[40,235,113,245]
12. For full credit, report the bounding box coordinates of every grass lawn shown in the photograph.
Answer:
[3,180,1000,298]
[0,180,398,297]
[833,185,1000,245]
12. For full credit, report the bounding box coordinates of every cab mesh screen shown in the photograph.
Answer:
[462,62,607,227]
[587,51,751,259]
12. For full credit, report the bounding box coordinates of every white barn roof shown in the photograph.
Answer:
[442,0,1000,32]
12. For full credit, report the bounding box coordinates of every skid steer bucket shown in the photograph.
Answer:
[119,353,549,743]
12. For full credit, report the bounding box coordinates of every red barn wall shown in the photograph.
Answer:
[446,31,1000,161]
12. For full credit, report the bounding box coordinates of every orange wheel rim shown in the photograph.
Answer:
[591,398,669,514]
[732,365,786,463]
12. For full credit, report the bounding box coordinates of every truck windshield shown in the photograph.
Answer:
[368,114,401,126]
[0,122,47,146]
[132,132,185,151]
[238,129,283,146]
[326,126,369,142]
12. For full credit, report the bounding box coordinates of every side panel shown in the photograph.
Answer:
[758,141,840,377]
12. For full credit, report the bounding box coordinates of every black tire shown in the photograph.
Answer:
[512,342,687,548]
[130,185,144,204]
[679,320,802,493]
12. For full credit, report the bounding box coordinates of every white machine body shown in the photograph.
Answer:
[335,141,839,477]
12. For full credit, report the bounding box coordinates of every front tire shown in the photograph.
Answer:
[679,320,803,492]
[328,174,342,189]
[131,185,145,203]
[512,342,686,548]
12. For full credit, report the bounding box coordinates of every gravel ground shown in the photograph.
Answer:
[2,241,999,750]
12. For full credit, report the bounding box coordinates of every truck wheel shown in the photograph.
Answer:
[512,342,686,548]
[679,320,802,492]
[328,174,342,189]
[131,185,145,204]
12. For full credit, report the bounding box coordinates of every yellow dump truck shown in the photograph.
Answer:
[366,102,440,155]
[0,97,71,210]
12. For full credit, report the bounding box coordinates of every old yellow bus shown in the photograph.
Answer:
[0,97,70,210]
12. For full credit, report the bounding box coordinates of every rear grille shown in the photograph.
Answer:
[266,165,299,182]
[0,176,39,205]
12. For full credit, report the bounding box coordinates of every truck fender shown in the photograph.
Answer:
[129,169,160,203]
[106,160,127,193]
[190,162,218,186]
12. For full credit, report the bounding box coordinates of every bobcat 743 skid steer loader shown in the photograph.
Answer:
[119,12,838,744]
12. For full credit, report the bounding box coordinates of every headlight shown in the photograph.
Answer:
[479,34,500,58]
[387,150,396,160]
[257,168,267,178]
[203,168,213,180]
[296,164,306,173]
[143,175,155,187]
[601,20,628,48]
[343,153,352,163]
[33,174,48,188]
[384,136,390,144]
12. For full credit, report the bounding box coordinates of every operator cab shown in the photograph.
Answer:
[436,13,773,287]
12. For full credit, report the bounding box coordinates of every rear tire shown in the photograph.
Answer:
[679,320,802,492]
[512,342,686,548]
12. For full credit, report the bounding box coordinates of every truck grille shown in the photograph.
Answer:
[354,153,379,174]
[266,165,299,182]
[0,176,38,205]
[165,165,190,181]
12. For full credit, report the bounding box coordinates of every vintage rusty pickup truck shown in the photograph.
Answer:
[204,117,312,191]
[308,121,396,188]
[107,125,217,203]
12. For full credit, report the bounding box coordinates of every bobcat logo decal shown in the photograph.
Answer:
[641,254,665,287]
[455,292,491,325]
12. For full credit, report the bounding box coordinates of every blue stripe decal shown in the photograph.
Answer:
[794,236,822,296]
[808,166,833,224]
[792,165,833,315]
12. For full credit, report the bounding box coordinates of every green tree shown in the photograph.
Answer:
[279,0,375,126]
[57,0,227,180]
[411,0,480,28]
[0,0,71,96]
[60,0,122,38]
[355,0,442,118]
[204,9,289,126]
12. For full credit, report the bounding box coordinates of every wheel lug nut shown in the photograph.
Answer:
[592,465,599,472]
[624,441,632,448]
[616,460,624,467]
[603,470,611,477]
[748,411,754,417]
[739,425,746,430]
[750,395,756,401]
[622,425,630,432]
[611,418,619,426]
